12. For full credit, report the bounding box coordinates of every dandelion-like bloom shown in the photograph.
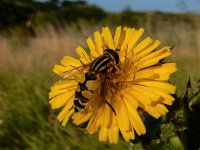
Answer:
[49,26,176,143]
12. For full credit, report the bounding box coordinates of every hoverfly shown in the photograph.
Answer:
[73,49,120,115]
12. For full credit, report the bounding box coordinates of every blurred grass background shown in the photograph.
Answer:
[0,0,200,149]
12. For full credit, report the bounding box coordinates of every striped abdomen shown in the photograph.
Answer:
[74,91,89,112]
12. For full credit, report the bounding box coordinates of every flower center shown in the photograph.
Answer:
[106,60,137,98]
[86,58,137,110]
[100,64,135,101]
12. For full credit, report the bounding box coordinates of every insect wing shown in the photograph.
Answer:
[59,63,92,79]
[49,62,92,86]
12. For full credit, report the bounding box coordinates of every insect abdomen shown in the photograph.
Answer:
[74,91,89,112]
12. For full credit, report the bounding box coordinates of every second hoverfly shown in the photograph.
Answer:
[74,49,120,115]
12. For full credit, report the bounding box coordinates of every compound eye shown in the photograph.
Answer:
[85,72,97,80]
[89,71,97,79]
[90,71,96,76]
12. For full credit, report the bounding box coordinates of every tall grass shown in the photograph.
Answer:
[0,21,199,149]
[149,22,200,94]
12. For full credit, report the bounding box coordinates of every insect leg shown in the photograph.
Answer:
[78,82,94,93]
[105,100,116,115]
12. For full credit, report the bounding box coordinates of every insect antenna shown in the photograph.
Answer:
[105,100,116,115]
[82,51,92,62]
[70,65,84,73]
[69,65,86,79]
[123,46,134,66]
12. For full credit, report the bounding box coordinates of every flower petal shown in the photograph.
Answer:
[137,46,172,70]
[136,81,176,94]
[132,37,153,54]
[57,104,72,122]
[102,27,115,49]
[142,104,161,119]
[87,37,99,58]
[49,81,77,98]
[114,26,121,48]
[76,46,91,63]
[128,28,144,52]
[107,114,119,143]
[53,56,82,77]
[124,100,146,135]
[72,111,92,125]
[49,91,74,109]
[121,28,135,52]
[99,128,108,142]
[154,103,169,115]
[116,99,132,141]
[136,63,177,81]
[61,56,81,67]
[135,40,160,57]
[94,31,104,55]
[62,109,74,126]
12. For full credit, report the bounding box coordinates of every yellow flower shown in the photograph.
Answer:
[49,26,177,143]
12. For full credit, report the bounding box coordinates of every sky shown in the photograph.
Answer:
[86,0,199,13]
[36,0,200,13]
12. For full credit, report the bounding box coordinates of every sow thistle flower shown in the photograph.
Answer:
[49,26,176,144]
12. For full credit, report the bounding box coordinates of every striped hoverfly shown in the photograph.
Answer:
[56,49,120,115]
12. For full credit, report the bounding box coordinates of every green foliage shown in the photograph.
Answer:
[1,0,200,37]
[0,1,200,149]
[129,79,200,149]
[0,0,35,27]
[117,8,148,28]
[0,59,130,149]
[0,0,106,35]
[1,55,199,149]
[57,3,106,24]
